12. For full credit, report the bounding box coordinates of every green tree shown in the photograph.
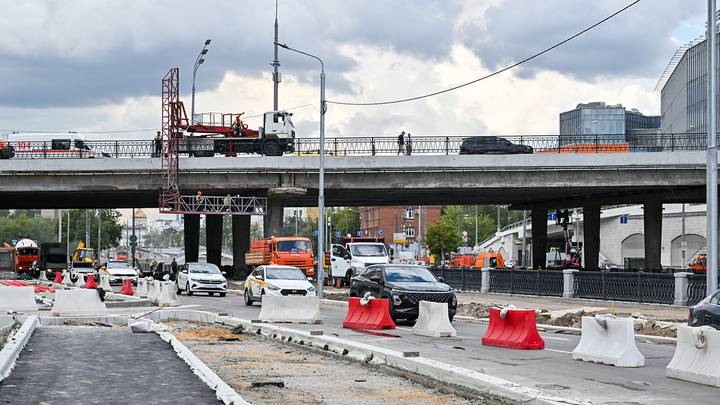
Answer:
[439,205,497,246]
[331,208,360,238]
[425,219,461,263]
[64,209,123,251]
[0,212,55,245]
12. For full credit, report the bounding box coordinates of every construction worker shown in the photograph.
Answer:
[397,131,405,155]
[223,194,232,212]
[233,113,245,136]
[170,258,178,281]
[195,191,205,210]
[153,131,162,157]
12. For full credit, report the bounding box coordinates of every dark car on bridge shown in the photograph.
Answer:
[459,136,533,155]
[688,289,720,329]
[349,264,457,322]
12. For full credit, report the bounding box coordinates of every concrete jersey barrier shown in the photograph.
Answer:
[258,295,322,324]
[51,289,108,316]
[0,286,38,312]
[98,273,112,291]
[666,325,720,387]
[412,301,456,337]
[136,278,149,297]
[572,316,645,367]
[158,281,181,307]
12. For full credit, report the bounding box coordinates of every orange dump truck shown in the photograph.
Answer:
[245,237,315,277]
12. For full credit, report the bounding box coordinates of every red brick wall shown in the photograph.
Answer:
[359,206,441,242]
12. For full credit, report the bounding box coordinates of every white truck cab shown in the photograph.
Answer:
[329,242,389,287]
[261,111,295,139]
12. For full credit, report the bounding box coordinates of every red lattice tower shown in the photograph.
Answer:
[159,67,183,213]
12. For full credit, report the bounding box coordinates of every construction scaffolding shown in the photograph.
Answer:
[158,67,266,215]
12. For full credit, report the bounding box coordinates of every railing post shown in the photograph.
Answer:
[43,141,47,159]
[115,141,119,158]
[674,272,691,306]
[371,137,375,156]
[536,269,541,296]
[601,271,607,300]
[562,269,577,299]
[481,267,491,293]
[334,138,338,156]
[637,271,643,303]
[595,134,599,153]
[510,268,515,294]
[445,137,449,155]
[671,133,675,151]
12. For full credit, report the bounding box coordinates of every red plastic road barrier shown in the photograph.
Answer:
[481,307,545,350]
[342,297,396,330]
[0,280,29,287]
[34,286,55,294]
[118,278,134,296]
[54,272,63,283]
[84,274,98,289]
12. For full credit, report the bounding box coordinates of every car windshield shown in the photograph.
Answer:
[17,247,38,256]
[384,266,438,283]
[109,262,133,270]
[77,250,94,259]
[350,244,387,257]
[189,264,221,274]
[276,240,311,252]
[265,267,306,280]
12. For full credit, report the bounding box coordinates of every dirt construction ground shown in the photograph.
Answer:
[167,323,484,405]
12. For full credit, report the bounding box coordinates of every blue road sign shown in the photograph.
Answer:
[548,212,557,221]
[357,230,363,237]
[620,215,628,224]
[335,231,341,238]
[378,229,384,236]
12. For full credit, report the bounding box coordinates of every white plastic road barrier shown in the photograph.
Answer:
[37,270,48,281]
[74,273,85,288]
[98,273,112,291]
[666,325,720,387]
[158,281,181,307]
[136,278,149,297]
[61,271,72,286]
[258,295,322,323]
[148,280,162,304]
[0,286,38,312]
[412,301,457,338]
[51,289,108,316]
[572,315,645,367]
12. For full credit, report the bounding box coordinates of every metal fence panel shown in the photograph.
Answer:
[489,270,512,293]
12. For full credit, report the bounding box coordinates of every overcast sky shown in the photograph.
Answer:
[0,0,707,139]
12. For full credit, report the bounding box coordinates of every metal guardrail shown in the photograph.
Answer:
[489,269,563,296]
[0,133,713,159]
[574,271,675,304]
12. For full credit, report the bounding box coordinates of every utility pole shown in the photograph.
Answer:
[474,205,478,248]
[521,210,528,268]
[272,0,280,111]
[681,204,686,268]
[66,211,70,266]
[58,210,62,243]
[708,0,719,294]
[131,209,137,268]
[85,210,90,245]
[97,210,102,259]
[497,205,501,232]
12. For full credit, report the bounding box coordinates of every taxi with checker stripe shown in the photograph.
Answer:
[244,265,315,306]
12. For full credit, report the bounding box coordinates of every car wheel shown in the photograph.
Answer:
[209,292,215,296]
[449,315,454,323]
[186,282,193,296]
[260,290,266,302]
[219,292,226,297]
[244,289,253,306]
[176,282,182,295]
[345,270,354,286]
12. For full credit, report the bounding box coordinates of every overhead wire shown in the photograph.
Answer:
[326,0,641,106]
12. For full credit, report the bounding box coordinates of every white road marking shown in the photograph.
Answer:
[545,348,572,354]
[543,336,570,341]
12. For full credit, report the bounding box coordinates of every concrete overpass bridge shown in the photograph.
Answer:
[0,151,711,273]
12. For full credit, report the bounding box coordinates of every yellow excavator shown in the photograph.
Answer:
[72,241,98,269]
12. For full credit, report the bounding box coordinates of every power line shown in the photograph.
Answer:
[327,0,641,106]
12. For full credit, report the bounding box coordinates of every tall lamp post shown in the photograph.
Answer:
[708,0,718,294]
[191,39,212,125]
[276,42,326,298]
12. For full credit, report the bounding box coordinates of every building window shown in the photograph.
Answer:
[404,225,415,238]
[404,207,415,220]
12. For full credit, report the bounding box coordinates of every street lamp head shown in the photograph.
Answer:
[201,48,208,55]
[204,39,211,46]
[198,58,205,65]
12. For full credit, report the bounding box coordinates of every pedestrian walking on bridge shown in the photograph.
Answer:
[397,131,406,155]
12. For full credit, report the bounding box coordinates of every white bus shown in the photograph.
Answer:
[2,132,106,158]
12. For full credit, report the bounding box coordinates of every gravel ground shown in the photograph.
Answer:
[166,322,483,405]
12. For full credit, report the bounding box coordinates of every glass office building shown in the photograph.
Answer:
[559,102,660,146]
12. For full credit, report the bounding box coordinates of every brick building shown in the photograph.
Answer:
[358,206,442,244]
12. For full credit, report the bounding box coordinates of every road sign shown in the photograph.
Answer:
[335,231,341,238]
[313,230,318,236]
[394,232,406,244]
[129,234,138,243]
[620,215,628,224]
[548,212,557,221]
[681,241,688,252]
[378,229,384,236]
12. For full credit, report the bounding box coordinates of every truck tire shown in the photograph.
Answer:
[263,141,281,156]
[345,270,354,287]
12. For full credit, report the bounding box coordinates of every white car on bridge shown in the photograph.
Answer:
[244,265,315,306]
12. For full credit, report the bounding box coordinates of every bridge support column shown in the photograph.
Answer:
[531,207,547,269]
[206,215,223,269]
[264,198,284,238]
[183,214,200,263]
[644,201,663,270]
[583,203,601,271]
[232,215,251,279]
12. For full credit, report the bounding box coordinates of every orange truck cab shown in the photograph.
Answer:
[14,239,39,276]
[245,237,315,277]
[473,252,506,269]
[689,254,706,273]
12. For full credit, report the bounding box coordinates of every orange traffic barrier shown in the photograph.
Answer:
[118,278,134,296]
[54,271,63,283]
[482,307,545,350]
[83,274,98,289]
[342,297,396,330]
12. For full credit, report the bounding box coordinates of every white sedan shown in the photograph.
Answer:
[176,262,227,297]
[244,265,315,306]
[103,261,139,285]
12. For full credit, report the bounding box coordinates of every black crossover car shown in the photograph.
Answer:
[689,289,720,329]
[349,264,457,322]
[459,136,533,155]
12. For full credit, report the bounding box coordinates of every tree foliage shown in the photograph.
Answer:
[0,212,56,245]
[424,219,461,260]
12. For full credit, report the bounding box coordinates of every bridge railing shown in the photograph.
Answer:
[0,132,712,159]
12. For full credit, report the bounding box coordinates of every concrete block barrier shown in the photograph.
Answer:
[98,273,112,291]
[148,280,162,304]
[0,286,38,312]
[61,271,72,286]
[572,315,645,367]
[342,297,395,330]
[37,270,47,282]
[51,289,108,316]
[482,307,544,350]
[412,301,456,338]
[158,281,181,307]
[136,278,149,297]
[666,325,720,387]
[73,273,85,288]
[258,295,322,324]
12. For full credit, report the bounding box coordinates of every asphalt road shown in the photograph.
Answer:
[176,291,717,405]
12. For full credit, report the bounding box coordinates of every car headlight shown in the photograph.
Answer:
[267,283,280,291]
[307,285,316,292]
[391,293,402,306]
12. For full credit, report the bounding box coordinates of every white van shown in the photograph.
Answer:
[329,242,390,287]
[3,132,105,158]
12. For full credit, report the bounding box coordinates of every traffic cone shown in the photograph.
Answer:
[54,271,63,284]
[84,274,98,289]
[119,278,134,296]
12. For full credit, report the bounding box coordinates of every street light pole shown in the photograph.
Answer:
[191,39,211,125]
[708,0,718,294]
[275,42,326,298]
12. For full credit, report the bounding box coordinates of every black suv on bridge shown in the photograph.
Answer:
[349,264,457,322]
[459,136,533,155]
